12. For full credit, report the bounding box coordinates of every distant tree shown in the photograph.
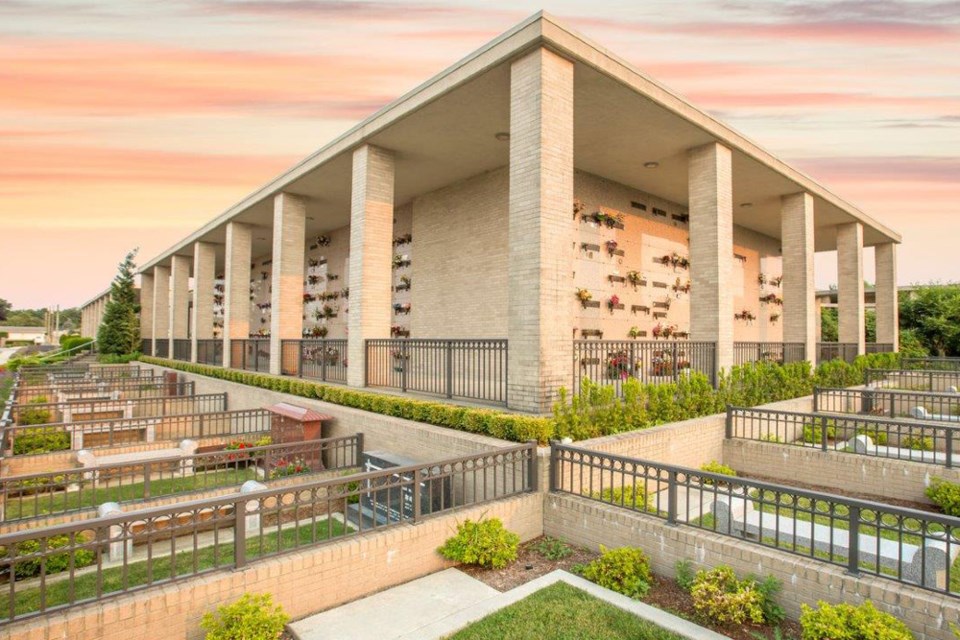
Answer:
[899,284,960,356]
[865,309,876,344]
[0,298,10,321]
[97,249,141,356]
[820,308,838,342]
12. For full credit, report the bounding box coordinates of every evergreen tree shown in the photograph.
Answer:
[97,249,141,356]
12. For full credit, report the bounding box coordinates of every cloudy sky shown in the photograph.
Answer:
[1,0,957,308]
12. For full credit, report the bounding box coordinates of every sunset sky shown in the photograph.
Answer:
[1,0,957,309]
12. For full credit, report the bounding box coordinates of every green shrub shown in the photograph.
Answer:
[59,336,93,353]
[699,460,737,484]
[12,427,70,455]
[856,428,888,445]
[592,484,655,512]
[99,352,141,364]
[675,559,696,591]
[799,600,913,640]
[533,536,573,561]
[17,395,52,426]
[0,534,95,579]
[580,545,652,599]
[802,421,837,445]
[926,478,960,516]
[437,518,519,569]
[901,435,934,451]
[689,566,766,626]
[200,593,289,640]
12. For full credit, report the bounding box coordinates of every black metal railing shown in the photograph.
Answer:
[572,340,716,395]
[2,408,274,457]
[0,434,362,523]
[231,339,271,373]
[18,365,144,386]
[172,339,191,362]
[365,339,508,405]
[734,342,806,366]
[866,343,895,354]
[0,442,536,625]
[813,386,960,422]
[16,380,195,404]
[551,443,960,597]
[903,357,960,372]
[818,342,859,364]
[726,405,958,468]
[9,392,228,426]
[281,339,348,384]
[196,339,223,367]
[140,339,153,357]
[864,369,960,392]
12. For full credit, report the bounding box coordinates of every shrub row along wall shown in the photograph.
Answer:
[544,493,958,640]
[2,494,543,640]
[722,439,960,505]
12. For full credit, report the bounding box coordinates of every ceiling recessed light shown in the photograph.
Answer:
[643,161,659,169]
[494,132,510,142]
[739,202,753,208]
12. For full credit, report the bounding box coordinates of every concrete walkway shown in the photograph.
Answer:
[288,569,729,640]
[0,347,20,365]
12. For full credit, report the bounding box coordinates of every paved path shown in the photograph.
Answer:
[0,347,20,365]
[288,569,728,640]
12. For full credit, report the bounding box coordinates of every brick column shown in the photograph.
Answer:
[507,47,575,413]
[688,142,734,376]
[140,273,154,353]
[191,241,217,362]
[152,265,170,355]
[781,192,817,365]
[169,255,191,355]
[347,145,395,388]
[223,221,253,368]
[270,192,307,376]
[875,242,899,350]
[836,222,865,354]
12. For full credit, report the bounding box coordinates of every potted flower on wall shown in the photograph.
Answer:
[769,313,781,324]
[628,326,646,339]
[605,350,631,379]
[605,240,619,256]
[576,288,593,308]
[316,235,331,247]
[312,326,328,338]
[607,294,623,312]
[626,271,645,288]
[573,198,585,217]
[758,273,767,286]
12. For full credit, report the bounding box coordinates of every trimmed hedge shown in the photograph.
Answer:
[140,357,555,444]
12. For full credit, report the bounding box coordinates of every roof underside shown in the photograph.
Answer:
[141,12,900,274]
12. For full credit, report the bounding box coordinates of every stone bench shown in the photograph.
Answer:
[910,406,960,424]
[847,434,946,465]
[69,418,160,450]
[710,496,959,589]
[77,439,198,481]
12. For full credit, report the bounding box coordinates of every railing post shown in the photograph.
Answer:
[847,505,860,575]
[725,406,733,439]
[666,470,678,525]
[947,430,954,469]
[412,467,422,523]
[401,343,408,393]
[628,342,636,381]
[672,342,679,382]
[297,342,304,378]
[363,340,369,388]
[549,444,558,492]
[320,340,328,382]
[198,413,205,438]
[445,340,454,399]
[820,415,829,452]
[812,387,819,413]
[527,441,538,491]
[234,496,247,569]
[356,432,364,466]
[929,371,935,391]
[143,462,151,499]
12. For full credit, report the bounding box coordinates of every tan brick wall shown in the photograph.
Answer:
[139,273,154,341]
[875,242,899,348]
[781,192,816,363]
[1,494,543,640]
[543,494,957,640]
[223,221,253,367]
[688,143,734,372]
[169,255,191,349]
[270,192,307,375]
[151,265,170,355]
[348,145,395,387]
[507,47,575,412]
[411,168,508,338]
[191,241,217,361]
[837,221,865,353]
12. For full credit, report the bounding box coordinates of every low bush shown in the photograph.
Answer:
[200,593,289,640]
[580,545,652,599]
[675,559,696,592]
[12,427,71,455]
[17,395,52,426]
[799,600,913,640]
[99,352,141,364]
[533,536,573,561]
[901,435,934,451]
[689,566,779,626]
[59,336,94,353]
[592,484,655,512]
[926,478,960,516]
[699,460,737,484]
[437,518,519,569]
[0,534,95,579]
[802,421,837,445]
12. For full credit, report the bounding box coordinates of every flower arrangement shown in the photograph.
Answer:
[307,275,321,286]
[626,271,645,287]
[628,326,644,339]
[400,276,411,288]
[393,302,411,314]
[393,233,412,246]
[303,293,315,304]
[392,254,410,269]
[651,323,676,340]
[659,252,690,270]
[308,258,320,268]
[605,240,619,256]
[322,304,336,318]
[605,350,632,379]
[758,273,767,286]
[759,293,783,306]
[391,325,409,337]
[573,198,585,216]
[607,294,621,311]
[671,278,691,294]
[316,235,331,247]
[341,287,349,299]
[587,211,623,228]
[576,288,593,306]
[734,310,757,322]
[269,458,311,480]
[769,313,781,324]
[391,349,410,360]
[771,275,783,287]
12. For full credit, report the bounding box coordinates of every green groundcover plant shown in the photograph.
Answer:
[437,518,520,569]
[200,593,289,640]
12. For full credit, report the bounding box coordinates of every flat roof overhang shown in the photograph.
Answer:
[139,11,901,274]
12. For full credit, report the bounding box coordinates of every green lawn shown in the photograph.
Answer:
[5,517,348,620]
[6,467,260,521]
[446,582,684,640]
